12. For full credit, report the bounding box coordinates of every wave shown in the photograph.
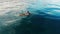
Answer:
[27,7,60,20]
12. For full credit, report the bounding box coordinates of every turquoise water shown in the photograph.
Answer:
[1,0,60,34]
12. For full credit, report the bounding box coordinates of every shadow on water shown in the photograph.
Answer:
[14,13,60,34]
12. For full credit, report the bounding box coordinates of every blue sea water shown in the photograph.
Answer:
[27,8,60,34]
[26,0,60,34]
[1,0,60,34]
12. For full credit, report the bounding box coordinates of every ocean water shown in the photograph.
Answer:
[0,0,60,34]
[27,0,60,34]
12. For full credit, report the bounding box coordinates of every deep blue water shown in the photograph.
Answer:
[23,8,60,34]
[14,8,60,34]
